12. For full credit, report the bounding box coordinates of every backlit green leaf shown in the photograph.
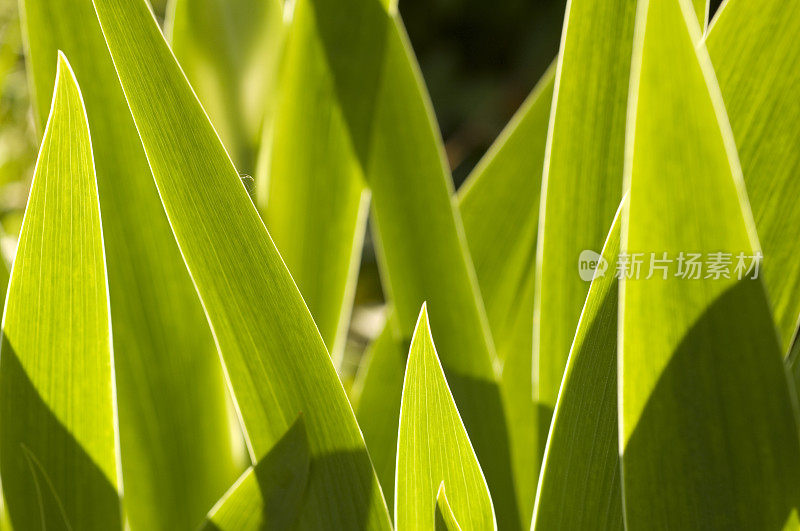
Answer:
[258,0,369,359]
[435,484,463,531]
[533,0,635,416]
[396,305,495,531]
[458,64,554,526]
[295,0,517,522]
[532,199,623,531]
[366,16,517,526]
[168,0,285,174]
[90,0,391,526]
[707,0,800,353]
[21,0,241,527]
[357,58,555,529]
[353,323,406,503]
[203,416,310,530]
[0,53,120,531]
[692,0,709,29]
[620,0,800,527]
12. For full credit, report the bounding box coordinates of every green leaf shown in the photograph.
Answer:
[356,56,555,531]
[365,16,518,526]
[257,0,369,359]
[435,484,463,531]
[204,416,310,530]
[458,64,554,526]
[21,0,241,527]
[0,53,120,530]
[89,0,391,527]
[167,0,285,174]
[532,199,624,531]
[533,0,636,416]
[620,0,800,527]
[395,305,495,531]
[353,323,406,503]
[707,0,800,353]
[294,0,517,522]
[692,0,709,29]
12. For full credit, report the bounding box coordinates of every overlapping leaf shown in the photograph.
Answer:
[357,57,555,528]
[533,0,635,417]
[435,484,463,531]
[353,323,406,502]
[532,200,623,530]
[257,0,370,359]
[292,0,517,523]
[203,417,310,530]
[707,0,800,353]
[21,0,240,528]
[620,0,800,527]
[90,0,391,526]
[168,0,284,174]
[395,305,495,531]
[0,54,120,530]
[457,65,554,525]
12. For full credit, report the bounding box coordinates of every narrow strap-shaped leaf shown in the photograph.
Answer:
[21,0,240,527]
[526,0,799,525]
[90,0,392,527]
[203,416,310,530]
[532,199,624,531]
[291,0,517,521]
[354,323,406,502]
[257,0,370,359]
[621,0,800,528]
[435,484,463,531]
[458,64,554,526]
[396,305,496,531]
[692,0,709,30]
[534,0,636,415]
[458,64,553,368]
[167,0,284,174]
[707,0,800,353]
[365,16,518,525]
[357,61,555,526]
[0,54,120,530]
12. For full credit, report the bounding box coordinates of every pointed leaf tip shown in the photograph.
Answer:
[396,307,495,530]
[435,483,463,531]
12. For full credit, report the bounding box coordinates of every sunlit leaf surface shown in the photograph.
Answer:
[396,305,495,531]
[0,54,120,531]
[90,0,391,526]
[534,0,635,418]
[620,0,800,527]
[21,0,240,527]
[532,200,623,531]
[707,0,800,353]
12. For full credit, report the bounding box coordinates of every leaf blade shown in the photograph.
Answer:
[707,0,800,353]
[204,417,310,531]
[21,0,242,527]
[395,305,495,531]
[458,64,555,526]
[620,0,800,527]
[364,16,518,525]
[534,0,636,415]
[435,484,464,531]
[0,54,120,531]
[167,0,284,174]
[89,0,392,526]
[257,0,369,359]
[532,200,623,531]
